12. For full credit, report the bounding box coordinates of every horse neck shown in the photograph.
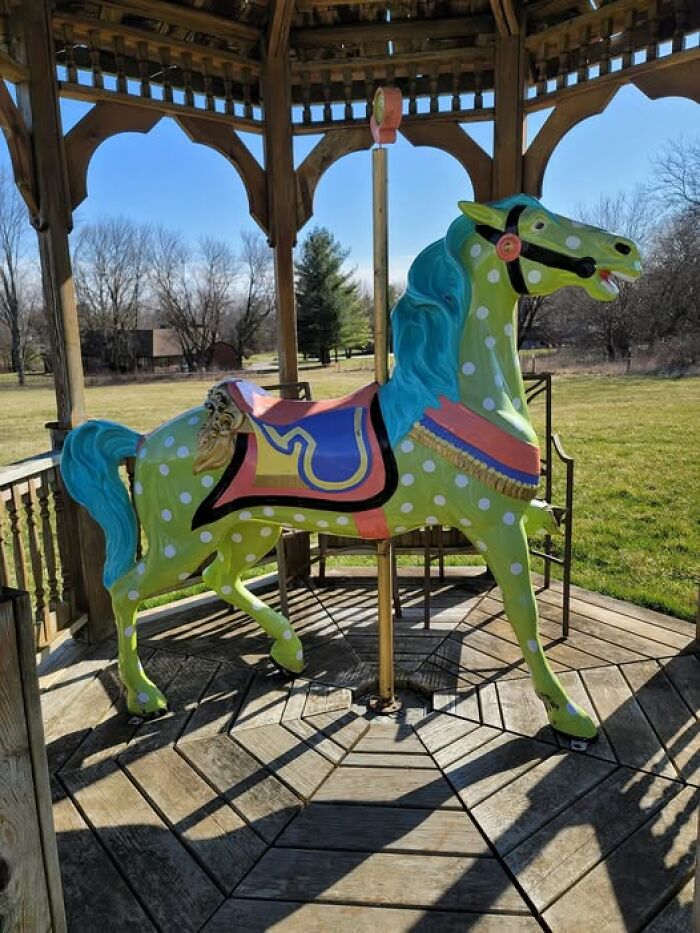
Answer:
[459,247,537,447]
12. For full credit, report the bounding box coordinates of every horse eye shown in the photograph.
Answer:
[534,221,546,231]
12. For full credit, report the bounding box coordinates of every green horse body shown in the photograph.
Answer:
[61,195,641,740]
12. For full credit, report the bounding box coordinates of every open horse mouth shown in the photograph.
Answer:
[598,268,638,296]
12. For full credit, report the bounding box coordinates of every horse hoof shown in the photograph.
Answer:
[270,639,305,676]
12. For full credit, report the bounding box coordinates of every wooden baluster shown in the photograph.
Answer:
[203,58,215,111]
[182,52,195,107]
[8,486,28,592]
[557,34,568,89]
[24,481,50,646]
[646,0,659,61]
[451,61,461,111]
[600,18,611,76]
[223,63,235,115]
[408,64,417,114]
[242,67,253,119]
[364,69,374,118]
[89,30,104,89]
[114,35,127,94]
[536,43,547,96]
[474,63,483,109]
[672,0,686,52]
[622,9,635,68]
[63,23,78,84]
[0,7,9,55]
[138,41,151,98]
[343,67,353,120]
[0,495,11,587]
[322,69,332,121]
[302,72,312,123]
[429,63,439,112]
[50,473,75,616]
[160,46,173,102]
[577,26,590,83]
[38,474,60,615]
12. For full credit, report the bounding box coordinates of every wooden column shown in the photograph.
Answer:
[15,0,85,429]
[263,54,299,391]
[17,4,113,642]
[492,31,526,199]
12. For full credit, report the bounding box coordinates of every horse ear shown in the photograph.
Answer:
[458,201,503,228]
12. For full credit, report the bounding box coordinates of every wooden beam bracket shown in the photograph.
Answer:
[0,77,38,218]
[400,121,493,202]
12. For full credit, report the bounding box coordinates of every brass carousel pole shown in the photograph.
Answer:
[368,88,402,714]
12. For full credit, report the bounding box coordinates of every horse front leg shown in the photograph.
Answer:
[480,521,597,740]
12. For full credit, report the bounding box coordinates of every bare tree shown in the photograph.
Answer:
[651,136,700,214]
[224,231,274,367]
[517,295,549,348]
[0,169,37,384]
[73,218,151,371]
[150,230,238,371]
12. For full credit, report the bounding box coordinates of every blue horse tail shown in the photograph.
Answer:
[60,420,142,589]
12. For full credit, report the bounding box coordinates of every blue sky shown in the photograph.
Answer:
[3,84,698,284]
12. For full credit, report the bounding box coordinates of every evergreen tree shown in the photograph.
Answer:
[295,227,359,365]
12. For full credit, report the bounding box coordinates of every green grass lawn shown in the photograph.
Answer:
[1,370,697,620]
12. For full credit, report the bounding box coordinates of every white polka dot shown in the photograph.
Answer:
[565,236,581,249]
[460,518,472,527]
[503,511,516,525]
[401,473,414,486]
[239,510,252,521]
[178,572,190,581]
[483,397,496,411]
[221,584,232,595]
[400,502,414,513]
[245,553,257,563]
[566,702,579,715]
[478,497,491,510]
[527,639,538,653]
[177,446,189,458]
[400,439,414,453]
[161,509,172,522]
[139,447,147,459]
[485,336,496,350]
[462,361,476,375]
[188,416,199,425]
[477,540,488,551]
[470,243,482,258]
[134,481,143,495]
[487,269,500,283]
[259,526,272,537]
[263,507,274,517]
[511,562,523,575]
[231,533,242,543]
[201,475,214,488]
[455,474,469,488]
[293,513,305,522]
[476,305,489,320]
[124,625,135,637]
[164,435,175,448]
[200,531,213,543]
[137,692,149,704]
[527,270,542,284]
[426,516,438,526]
[513,397,522,411]
[504,323,513,336]
[422,460,435,473]
[137,562,145,575]
[434,494,446,506]
[317,519,329,528]
[180,491,192,504]
[283,629,293,640]
[164,545,176,558]
[159,463,170,476]
[336,516,349,525]
[128,590,139,601]
[296,649,303,661]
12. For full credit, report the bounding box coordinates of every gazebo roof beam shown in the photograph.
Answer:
[267,0,296,57]
[88,0,262,44]
[291,15,493,46]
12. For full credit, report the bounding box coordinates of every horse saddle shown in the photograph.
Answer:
[192,379,397,529]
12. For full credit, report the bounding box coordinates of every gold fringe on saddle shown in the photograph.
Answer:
[409,422,538,501]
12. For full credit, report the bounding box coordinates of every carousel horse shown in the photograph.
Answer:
[61,194,641,739]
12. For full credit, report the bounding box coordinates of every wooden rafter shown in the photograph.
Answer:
[291,15,493,46]
[90,0,261,44]
[267,0,296,58]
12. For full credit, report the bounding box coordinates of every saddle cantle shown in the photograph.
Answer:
[191,379,398,530]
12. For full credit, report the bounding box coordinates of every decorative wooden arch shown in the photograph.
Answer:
[400,121,493,202]
[0,78,38,218]
[64,102,269,231]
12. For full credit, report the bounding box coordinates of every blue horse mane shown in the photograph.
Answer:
[379,194,548,446]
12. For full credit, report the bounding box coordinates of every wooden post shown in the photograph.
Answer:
[492,31,526,199]
[369,145,398,712]
[263,54,299,393]
[0,588,66,932]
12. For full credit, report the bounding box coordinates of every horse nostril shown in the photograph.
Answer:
[615,242,631,255]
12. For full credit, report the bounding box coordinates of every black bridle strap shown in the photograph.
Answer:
[474,205,597,296]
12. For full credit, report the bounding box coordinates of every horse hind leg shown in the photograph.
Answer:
[204,524,304,675]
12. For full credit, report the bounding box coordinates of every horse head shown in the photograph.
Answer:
[458,195,642,302]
